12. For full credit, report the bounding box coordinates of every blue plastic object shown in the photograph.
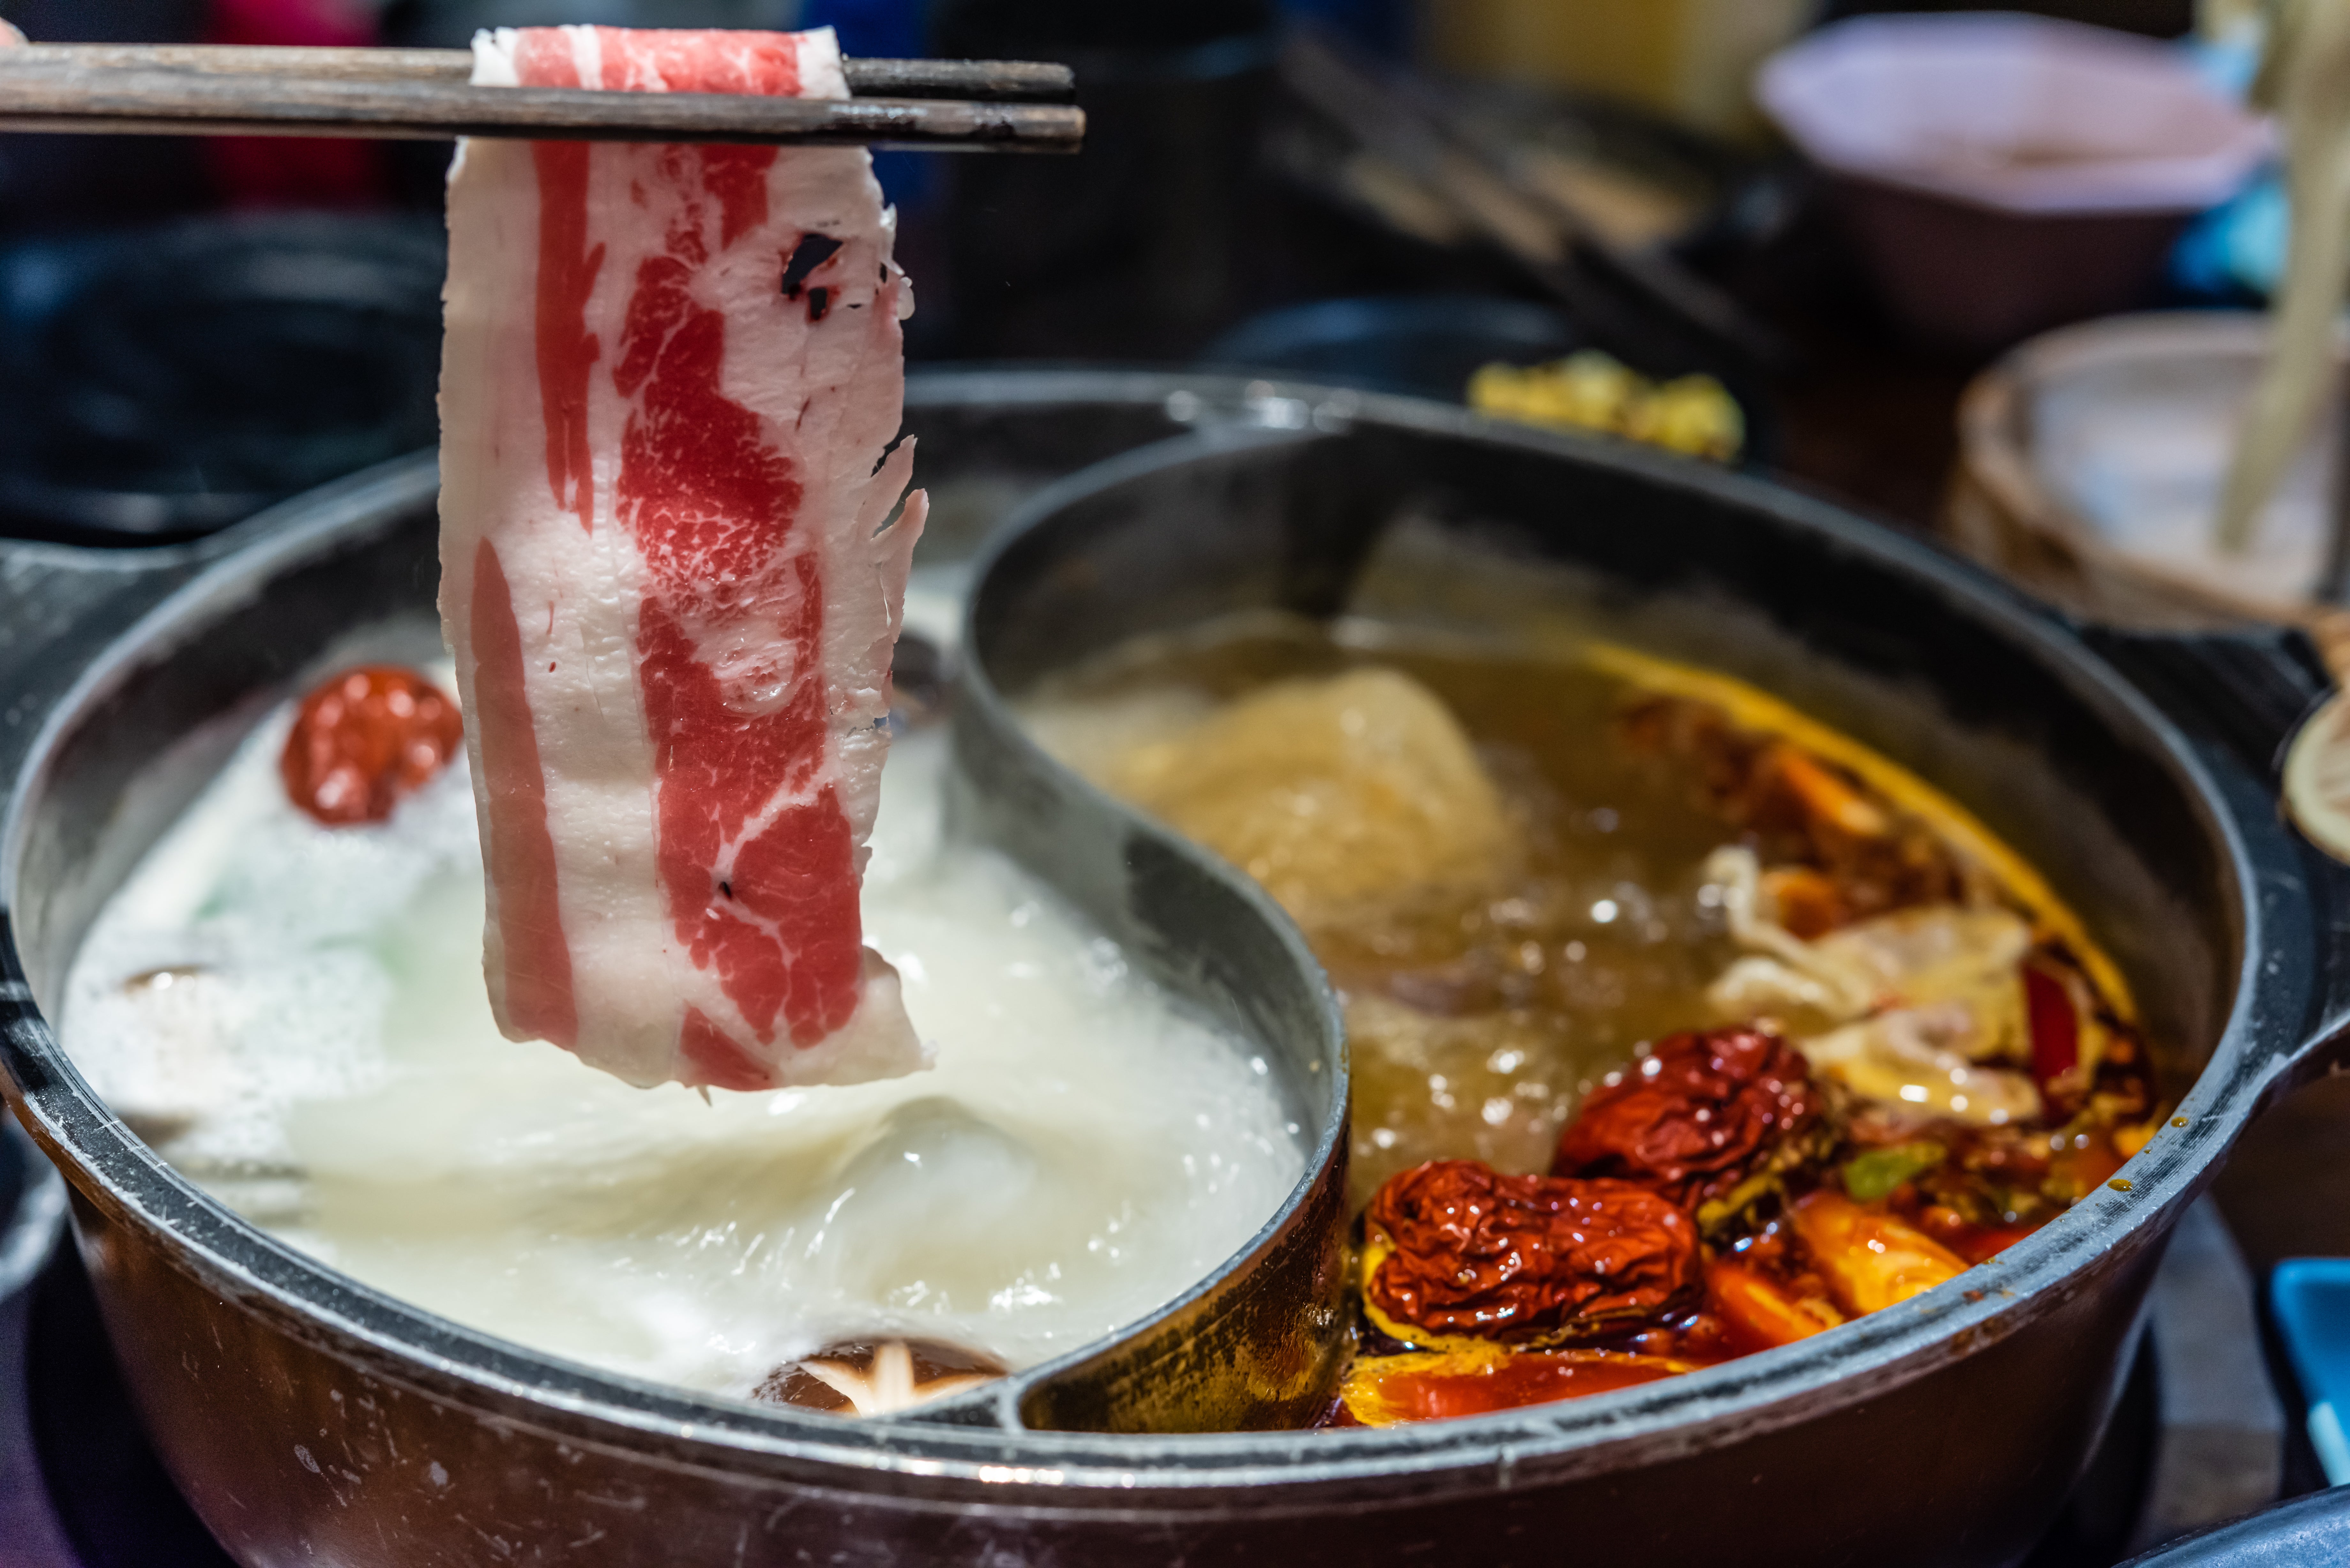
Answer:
[2269,1258,2350,1485]
[2171,170,2286,300]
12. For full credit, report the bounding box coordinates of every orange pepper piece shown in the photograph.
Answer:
[1758,866,1848,939]
[1770,746,1890,839]
[1789,1190,1967,1315]
[1706,1258,1843,1353]
[1339,1345,1695,1426]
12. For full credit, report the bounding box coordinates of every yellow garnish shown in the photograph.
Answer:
[1468,351,1744,462]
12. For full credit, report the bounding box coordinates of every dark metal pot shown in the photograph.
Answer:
[0,370,2343,1567]
[2119,1484,2350,1565]
[0,1117,69,1558]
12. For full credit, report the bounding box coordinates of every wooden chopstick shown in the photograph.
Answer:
[1280,34,1779,366]
[0,46,1082,151]
[0,45,1076,102]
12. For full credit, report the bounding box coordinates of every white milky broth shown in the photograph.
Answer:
[61,683,1305,1401]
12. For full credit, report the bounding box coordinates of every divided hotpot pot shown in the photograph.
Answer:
[0,370,2346,1567]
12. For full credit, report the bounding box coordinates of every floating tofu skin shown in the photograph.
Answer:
[1096,668,1512,931]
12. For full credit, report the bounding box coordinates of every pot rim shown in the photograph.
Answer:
[0,373,2290,1506]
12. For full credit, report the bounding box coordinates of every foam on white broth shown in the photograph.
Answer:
[62,674,1305,1400]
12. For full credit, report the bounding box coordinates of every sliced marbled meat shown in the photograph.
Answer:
[439,24,928,1090]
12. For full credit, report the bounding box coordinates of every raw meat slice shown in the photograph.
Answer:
[438,24,928,1092]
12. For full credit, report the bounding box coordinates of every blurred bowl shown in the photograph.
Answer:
[0,213,444,545]
[1944,311,2340,630]
[1759,14,2270,351]
[1197,294,1773,459]
[1197,293,1581,399]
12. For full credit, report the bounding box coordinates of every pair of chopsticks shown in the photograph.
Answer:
[0,43,1081,151]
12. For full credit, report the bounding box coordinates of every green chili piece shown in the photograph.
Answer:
[1841,1141,1948,1203]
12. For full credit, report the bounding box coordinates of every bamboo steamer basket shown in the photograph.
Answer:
[1945,311,2350,650]
[1951,314,2350,878]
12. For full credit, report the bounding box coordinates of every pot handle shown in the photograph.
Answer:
[2076,622,2333,779]
[2081,622,2350,1097]
[0,536,211,783]
[0,456,447,783]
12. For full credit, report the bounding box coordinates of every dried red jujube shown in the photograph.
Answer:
[1552,1027,1818,1207]
[1364,1159,1700,1345]
[281,666,463,826]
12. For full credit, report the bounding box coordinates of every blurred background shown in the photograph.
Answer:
[0,0,2259,549]
[7,4,2350,1562]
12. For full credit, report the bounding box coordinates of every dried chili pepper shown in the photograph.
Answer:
[2023,963,2079,1089]
[1363,1159,1699,1347]
[281,666,463,826]
[1552,1027,1819,1209]
[1705,1258,1841,1355]
[1340,1344,1695,1426]
[1911,1205,2038,1266]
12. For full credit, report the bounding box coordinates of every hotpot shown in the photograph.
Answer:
[0,369,2345,1567]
